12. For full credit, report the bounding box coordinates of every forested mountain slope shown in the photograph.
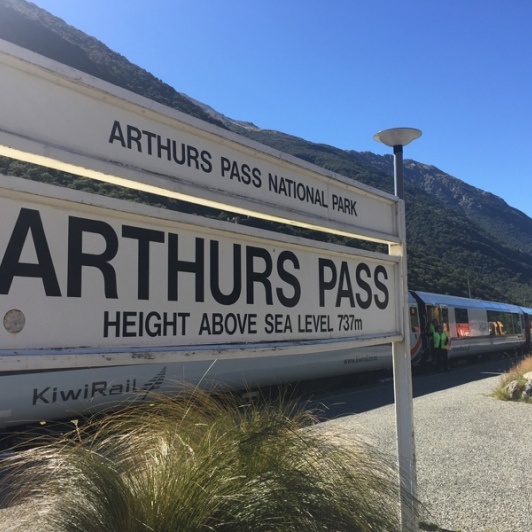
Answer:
[355,151,532,255]
[1,0,531,305]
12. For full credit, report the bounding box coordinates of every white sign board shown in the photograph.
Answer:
[0,35,416,516]
[0,176,400,353]
[0,39,399,244]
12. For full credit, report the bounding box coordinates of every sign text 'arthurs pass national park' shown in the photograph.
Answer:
[107,119,357,215]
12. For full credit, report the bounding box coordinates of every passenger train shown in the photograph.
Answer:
[0,290,530,428]
[408,291,531,363]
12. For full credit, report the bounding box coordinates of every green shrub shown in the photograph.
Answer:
[0,390,415,531]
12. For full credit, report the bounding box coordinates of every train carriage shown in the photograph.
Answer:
[411,291,527,361]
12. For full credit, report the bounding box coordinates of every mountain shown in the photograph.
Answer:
[356,151,532,255]
[1,0,532,306]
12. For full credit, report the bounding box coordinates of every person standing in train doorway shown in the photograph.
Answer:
[424,318,439,367]
[434,325,450,371]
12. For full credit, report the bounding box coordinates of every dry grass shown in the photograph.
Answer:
[0,389,418,531]
[492,355,532,402]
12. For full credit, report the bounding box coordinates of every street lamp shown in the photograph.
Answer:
[374,127,421,530]
[374,127,422,199]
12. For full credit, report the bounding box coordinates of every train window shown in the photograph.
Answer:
[410,307,420,332]
[455,308,468,323]
[487,311,504,335]
[455,308,470,337]
[512,313,523,334]
[486,311,522,335]
[441,308,449,334]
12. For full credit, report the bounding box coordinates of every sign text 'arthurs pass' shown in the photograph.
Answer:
[0,179,398,351]
[1,207,388,307]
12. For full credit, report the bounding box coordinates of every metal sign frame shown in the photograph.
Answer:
[0,37,416,525]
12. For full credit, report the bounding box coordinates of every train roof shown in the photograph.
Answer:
[411,291,523,313]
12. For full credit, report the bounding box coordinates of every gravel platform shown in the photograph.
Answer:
[322,359,532,531]
[1,358,530,531]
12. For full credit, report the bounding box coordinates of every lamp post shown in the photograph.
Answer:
[374,127,421,198]
[374,127,422,530]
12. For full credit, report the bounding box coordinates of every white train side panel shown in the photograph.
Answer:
[411,291,526,361]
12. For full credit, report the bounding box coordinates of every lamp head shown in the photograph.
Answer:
[373,127,422,148]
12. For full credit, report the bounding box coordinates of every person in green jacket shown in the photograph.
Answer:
[433,325,450,371]
[423,318,439,366]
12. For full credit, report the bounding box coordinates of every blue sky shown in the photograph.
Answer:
[30,0,532,218]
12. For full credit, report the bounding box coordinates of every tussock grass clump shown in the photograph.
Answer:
[0,390,412,531]
[492,355,532,402]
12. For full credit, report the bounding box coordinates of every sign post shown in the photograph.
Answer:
[375,128,422,530]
